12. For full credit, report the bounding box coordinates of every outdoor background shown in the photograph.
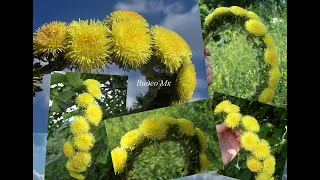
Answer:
[199,0,287,108]
[211,92,287,180]
[105,99,223,180]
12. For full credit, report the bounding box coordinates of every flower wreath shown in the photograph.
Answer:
[110,116,208,179]
[213,100,276,180]
[202,6,281,104]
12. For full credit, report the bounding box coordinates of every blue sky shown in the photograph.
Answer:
[33,0,208,176]
[33,133,47,178]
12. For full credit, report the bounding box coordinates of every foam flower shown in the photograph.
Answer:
[176,63,197,102]
[85,103,103,126]
[111,147,128,174]
[177,118,195,136]
[139,119,168,140]
[71,116,90,135]
[120,129,144,149]
[245,19,267,36]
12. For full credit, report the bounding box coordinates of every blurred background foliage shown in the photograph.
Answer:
[105,99,223,180]
[45,72,127,180]
[211,92,287,180]
[199,0,287,108]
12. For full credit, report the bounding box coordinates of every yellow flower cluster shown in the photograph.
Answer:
[214,100,276,180]
[63,78,103,180]
[111,116,208,175]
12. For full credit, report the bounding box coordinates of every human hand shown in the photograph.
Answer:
[204,48,213,86]
[216,123,241,165]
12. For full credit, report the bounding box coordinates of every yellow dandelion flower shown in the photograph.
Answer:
[245,19,267,36]
[264,48,278,66]
[204,7,230,26]
[264,34,276,49]
[63,140,75,158]
[75,93,95,108]
[111,147,128,174]
[33,21,68,57]
[263,155,276,169]
[259,88,275,104]
[269,177,275,180]
[247,156,263,172]
[246,11,261,21]
[66,160,87,173]
[86,86,102,99]
[255,171,272,180]
[108,10,148,27]
[263,166,276,175]
[224,104,240,113]
[252,139,271,160]
[72,152,92,169]
[83,79,101,88]
[199,152,208,170]
[159,116,177,126]
[195,128,206,150]
[176,63,197,102]
[230,6,247,16]
[110,20,152,68]
[73,133,95,151]
[268,66,281,88]
[85,103,103,126]
[224,113,242,128]
[170,100,180,106]
[69,172,85,180]
[151,25,192,73]
[139,119,168,140]
[71,116,90,135]
[214,100,232,114]
[120,129,144,149]
[66,19,111,72]
[177,118,195,136]
[240,131,260,151]
[241,115,260,133]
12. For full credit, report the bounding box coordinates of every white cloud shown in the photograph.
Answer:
[163,1,185,14]
[114,0,165,14]
[33,169,44,180]
[191,93,205,102]
[126,73,148,108]
[196,78,208,90]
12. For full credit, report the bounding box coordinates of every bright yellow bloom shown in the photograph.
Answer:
[66,160,87,173]
[177,118,195,136]
[241,115,260,133]
[195,127,206,150]
[170,100,180,106]
[204,7,230,26]
[224,113,242,128]
[73,133,95,151]
[224,104,240,113]
[199,152,208,170]
[214,100,232,114]
[69,172,85,180]
[245,19,267,36]
[264,48,278,66]
[85,103,103,126]
[151,25,192,73]
[252,139,271,160]
[268,66,281,88]
[176,63,197,102]
[76,93,95,108]
[66,19,111,72]
[72,151,92,169]
[71,116,90,135]
[63,140,75,158]
[111,147,128,174]
[158,116,177,126]
[230,6,247,16]
[240,131,260,151]
[255,171,272,180]
[110,20,152,68]
[263,166,275,175]
[139,119,168,140]
[246,11,261,21]
[264,34,276,49]
[87,86,102,99]
[108,10,148,27]
[83,79,101,88]
[33,21,68,57]
[247,156,263,172]
[263,155,276,169]
[120,129,144,149]
[259,88,275,104]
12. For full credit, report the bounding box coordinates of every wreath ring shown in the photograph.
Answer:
[110,116,208,179]
[203,6,281,104]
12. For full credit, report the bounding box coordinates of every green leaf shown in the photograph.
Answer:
[96,149,109,164]
[51,73,65,85]
[56,90,75,104]
[50,100,62,112]
[65,72,84,89]
[276,160,286,168]
[238,169,251,180]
